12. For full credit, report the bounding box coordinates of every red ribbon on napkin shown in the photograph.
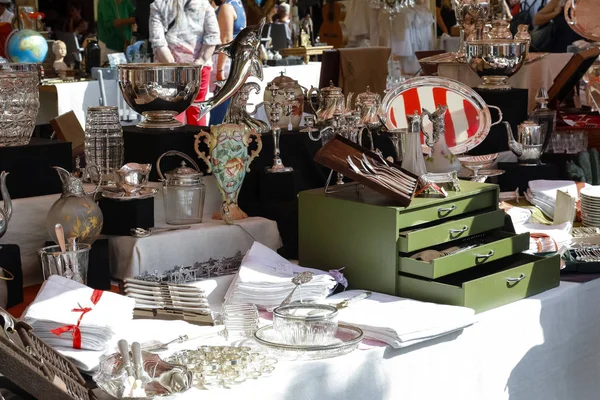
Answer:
[50,289,104,349]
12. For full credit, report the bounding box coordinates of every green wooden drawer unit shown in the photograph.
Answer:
[397,253,560,313]
[298,180,560,312]
[399,231,530,279]
[398,209,506,253]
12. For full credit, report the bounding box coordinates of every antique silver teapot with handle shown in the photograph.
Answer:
[353,86,382,130]
[0,171,12,239]
[307,81,352,123]
[506,121,546,165]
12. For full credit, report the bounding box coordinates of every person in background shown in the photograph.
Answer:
[208,0,246,125]
[97,0,136,63]
[275,2,292,46]
[64,1,88,36]
[435,0,456,37]
[533,0,582,53]
[0,0,13,24]
[150,0,220,126]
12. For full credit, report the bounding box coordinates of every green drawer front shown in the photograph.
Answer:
[398,231,530,279]
[398,209,505,253]
[397,253,560,313]
[397,190,496,230]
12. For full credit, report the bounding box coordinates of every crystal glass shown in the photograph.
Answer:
[272,304,338,345]
[551,132,566,153]
[39,244,91,284]
[566,131,581,154]
[221,303,259,339]
[85,106,124,183]
[0,63,40,146]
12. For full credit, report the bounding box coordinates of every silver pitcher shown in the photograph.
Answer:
[506,121,545,165]
[307,81,352,123]
[0,171,11,239]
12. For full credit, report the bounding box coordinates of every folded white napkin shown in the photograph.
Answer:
[325,290,476,348]
[23,276,135,351]
[225,242,337,310]
[514,222,573,252]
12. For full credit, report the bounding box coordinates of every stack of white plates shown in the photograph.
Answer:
[580,186,600,227]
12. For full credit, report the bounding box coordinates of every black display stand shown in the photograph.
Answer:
[0,138,72,200]
[98,197,154,236]
[44,239,111,291]
[468,88,529,155]
[497,162,564,194]
[0,245,23,308]
[122,125,204,182]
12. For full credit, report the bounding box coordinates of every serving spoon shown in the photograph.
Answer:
[130,226,191,238]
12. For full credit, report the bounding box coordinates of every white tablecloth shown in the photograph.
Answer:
[37,80,122,128]
[110,178,282,280]
[90,275,600,400]
[0,176,281,286]
[438,53,573,111]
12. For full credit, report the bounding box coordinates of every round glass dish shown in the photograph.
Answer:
[272,304,338,345]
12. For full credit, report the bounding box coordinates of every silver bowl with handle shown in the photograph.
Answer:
[464,40,528,90]
[118,63,201,129]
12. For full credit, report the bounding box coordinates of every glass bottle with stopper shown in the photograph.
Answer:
[527,87,556,156]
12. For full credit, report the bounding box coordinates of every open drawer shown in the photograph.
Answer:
[397,253,560,313]
[398,209,505,253]
[398,230,530,279]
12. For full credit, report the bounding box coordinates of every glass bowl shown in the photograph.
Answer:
[272,304,338,345]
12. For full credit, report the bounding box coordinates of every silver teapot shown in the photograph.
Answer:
[353,86,382,130]
[307,81,352,123]
[0,171,12,239]
[506,121,546,165]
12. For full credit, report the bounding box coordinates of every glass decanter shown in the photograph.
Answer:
[527,87,556,156]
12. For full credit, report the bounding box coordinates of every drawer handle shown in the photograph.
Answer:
[506,273,526,283]
[438,204,456,217]
[475,250,494,259]
[449,225,468,235]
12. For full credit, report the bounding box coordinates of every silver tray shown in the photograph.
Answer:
[101,187,159,201]
[380,77,498,155]
[253,323,363,361]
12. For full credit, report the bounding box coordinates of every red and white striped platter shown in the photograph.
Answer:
[381,77,500,155]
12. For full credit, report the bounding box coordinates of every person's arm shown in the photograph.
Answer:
[436,7,448,35]
[148,1,174,63]
[533,0,561,26]
[114,17,135,28]
[216,4,234,80]
[197,5,221,66]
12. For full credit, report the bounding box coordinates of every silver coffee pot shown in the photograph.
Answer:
[307,81,352,123]
[506,121,545,165]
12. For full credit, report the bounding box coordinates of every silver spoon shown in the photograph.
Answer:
[280,272,314,307]
[130,226,191,238]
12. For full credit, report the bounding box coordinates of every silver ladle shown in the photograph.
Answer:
[280,271,314,307]
[130,226,191,238]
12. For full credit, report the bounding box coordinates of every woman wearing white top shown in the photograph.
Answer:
[149,0,221,125]
[0,0,14,24]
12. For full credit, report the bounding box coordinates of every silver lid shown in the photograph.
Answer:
[164,161,203,186]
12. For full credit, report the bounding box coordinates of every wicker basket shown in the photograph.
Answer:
[0,308,96,400]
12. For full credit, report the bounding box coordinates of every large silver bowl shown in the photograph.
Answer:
[118,63,201,129]
[464,40,528,90]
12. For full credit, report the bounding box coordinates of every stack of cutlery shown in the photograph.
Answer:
[123,278,213,325]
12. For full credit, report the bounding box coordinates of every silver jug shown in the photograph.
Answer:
[307,81,351,123]
[0,171,12,239]
[506,121,544,165]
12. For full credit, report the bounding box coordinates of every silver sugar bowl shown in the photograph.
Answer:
[157,150,205,225]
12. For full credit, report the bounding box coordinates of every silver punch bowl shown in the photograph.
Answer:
[464,40,528,90]
[118,63,201,129]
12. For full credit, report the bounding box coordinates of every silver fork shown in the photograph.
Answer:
[356,158,413,195]
[347,156,402,194]
[362,155,415,186]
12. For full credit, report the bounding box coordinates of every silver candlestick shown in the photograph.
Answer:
[261,83,296,173]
